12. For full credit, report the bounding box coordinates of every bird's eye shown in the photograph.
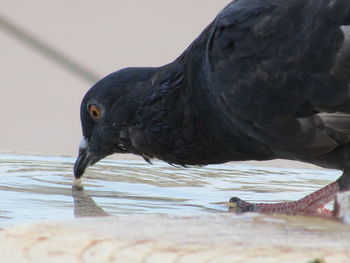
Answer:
[88,104,102,120]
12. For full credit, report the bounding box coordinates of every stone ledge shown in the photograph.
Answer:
[1,213,350,263]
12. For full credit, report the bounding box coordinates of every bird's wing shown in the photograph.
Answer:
[203,0,350,158]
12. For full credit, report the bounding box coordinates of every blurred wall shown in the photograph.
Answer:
[0,0,230,156]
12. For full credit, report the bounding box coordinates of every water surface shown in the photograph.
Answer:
[0,153,340,228]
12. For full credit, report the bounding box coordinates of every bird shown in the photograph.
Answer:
[74,0,350,216]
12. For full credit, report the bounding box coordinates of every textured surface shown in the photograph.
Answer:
[1,213,350,263]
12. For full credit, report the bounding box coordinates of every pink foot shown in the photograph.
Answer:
[229,182,339,216]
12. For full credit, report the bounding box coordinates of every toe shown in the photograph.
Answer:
[228,197,257,213]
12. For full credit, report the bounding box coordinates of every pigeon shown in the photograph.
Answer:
[74,0,350,216]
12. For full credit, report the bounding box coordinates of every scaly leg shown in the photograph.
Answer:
[229,170,350,216]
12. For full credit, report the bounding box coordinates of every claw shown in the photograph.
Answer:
[228,197,257,213]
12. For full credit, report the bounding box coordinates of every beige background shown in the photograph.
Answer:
[0,0,230,156]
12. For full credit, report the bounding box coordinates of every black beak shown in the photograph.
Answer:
[73,137,110,179]
[74,147,92,179]
[74,137,95,179]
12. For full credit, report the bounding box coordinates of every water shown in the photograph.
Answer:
[0,152,341,228]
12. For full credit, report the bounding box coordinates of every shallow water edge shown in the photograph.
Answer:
[0,152,341,228]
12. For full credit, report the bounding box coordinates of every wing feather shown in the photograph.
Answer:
[201,0,350,157]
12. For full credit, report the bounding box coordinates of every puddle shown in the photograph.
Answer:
[0,152,340,228]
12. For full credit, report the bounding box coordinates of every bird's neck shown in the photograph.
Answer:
[121,60,230,165]
[123,51,272,165]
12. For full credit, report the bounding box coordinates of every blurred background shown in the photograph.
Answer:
[0,0,230,157]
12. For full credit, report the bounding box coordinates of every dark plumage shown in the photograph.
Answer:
[74,0,350,215]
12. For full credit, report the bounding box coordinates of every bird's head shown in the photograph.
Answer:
[73,67,155,179]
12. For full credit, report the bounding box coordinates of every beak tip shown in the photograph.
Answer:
[74,137,90,179]
[74,171,83,179]
[73,166,83,179]
[73,154,87,179]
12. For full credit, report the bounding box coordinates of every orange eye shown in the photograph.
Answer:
[88,104,102,120]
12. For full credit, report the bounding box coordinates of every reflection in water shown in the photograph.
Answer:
[72,185,109,217]
[0,152,341,228]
